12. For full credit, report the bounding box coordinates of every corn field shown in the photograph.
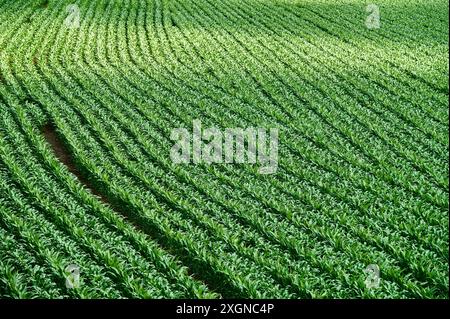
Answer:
[0,0,448,299]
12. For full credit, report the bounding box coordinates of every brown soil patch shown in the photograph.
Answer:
[41,123,109,204]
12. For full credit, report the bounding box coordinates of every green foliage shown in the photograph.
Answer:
[0,0,448,298]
